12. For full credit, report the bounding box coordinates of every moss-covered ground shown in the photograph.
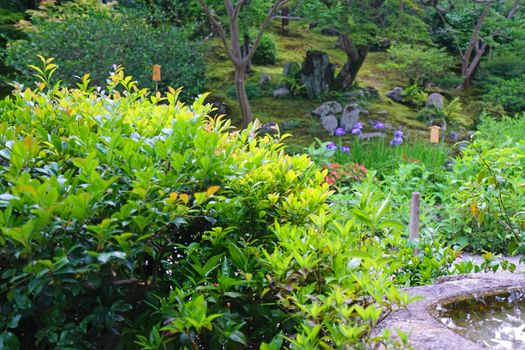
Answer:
[204,22,479,149]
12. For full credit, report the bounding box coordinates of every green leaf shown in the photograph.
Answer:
[94,251,127,264]
[229,330,247,346]
[0,332,19,350]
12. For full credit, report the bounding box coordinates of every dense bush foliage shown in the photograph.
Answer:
[443,115,525,253]
[306,117,525,256]
[252,32,277,66]
[4,0,206,99]
[481,76,525,114]
[381,44,455,86]
[0,62,445,349]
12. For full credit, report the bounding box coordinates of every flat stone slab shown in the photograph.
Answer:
[373,272,525,350]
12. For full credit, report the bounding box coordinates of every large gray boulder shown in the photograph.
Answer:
[340,103,369,131]
[386,87,404,103]
[312,101,343,117]
[273,87,291,98]
[321,115,339,135]
[426,93,445,109]
[300,50,335,98]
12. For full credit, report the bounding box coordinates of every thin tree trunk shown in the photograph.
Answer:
[281,6,289,32]
[335,34,368,90]
[507,0,521,19]
[243,32,251,73]
[198,0,288,128]
[235,67,252,128]
[458,5,490,89]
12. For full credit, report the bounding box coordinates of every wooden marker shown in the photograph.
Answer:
[430,125,441,144]
[409,192,420,241]
[152,64,161,92]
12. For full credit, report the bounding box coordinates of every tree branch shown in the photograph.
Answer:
[463,5,490,69]
[507,0,521,19]
[198,0,236,63]
[233,0,247,20]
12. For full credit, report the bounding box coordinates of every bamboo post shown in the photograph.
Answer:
[409,192,420,241]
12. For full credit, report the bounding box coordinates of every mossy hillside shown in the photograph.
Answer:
[204,22,477,147]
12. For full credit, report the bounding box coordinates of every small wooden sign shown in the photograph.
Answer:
[152,64,161,82]
[430,126,441,144]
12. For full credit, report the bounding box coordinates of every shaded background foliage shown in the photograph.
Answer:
[4,1,206,99]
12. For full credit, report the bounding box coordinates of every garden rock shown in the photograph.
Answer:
[340,103,369,131]
[257,122,279,136]
[273,87,291,98]
[447,131,460,142]
[312,101,342,117]
[345,90,365,101]
[211,101,228,116]
[376,110,389,117]
[283,62,301,78]
[426,92,445,109]
[300,50,335,98]
[386,87,404,103]
[258,74,272,89]
[321,115,339,135]
[360,132,386,140]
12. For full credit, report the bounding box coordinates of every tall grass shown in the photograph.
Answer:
[333,137,448,176]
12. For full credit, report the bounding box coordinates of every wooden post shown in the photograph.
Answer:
[409,192,420,241]
[152,64,161,92]
[430,126,441,144]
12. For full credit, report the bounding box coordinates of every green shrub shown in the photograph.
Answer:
[442,117,525,254]
[380,44,455,86]
[482,76,525,114]
[252,32,277,66]
[478,52,525,82]
[0,62,421,349]
[226,82,262,99]
[4,0,206,99]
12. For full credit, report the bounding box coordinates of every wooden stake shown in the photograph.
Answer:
[430,126,441,144]
[409,192,420,241]
[152,64,161,92]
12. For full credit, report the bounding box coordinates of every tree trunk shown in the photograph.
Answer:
[281,6,289,33]
[198,0,288,128]
[458,6,490,89]
[235,67,253,129]
[335,34,368,90]
[243,32,251,73]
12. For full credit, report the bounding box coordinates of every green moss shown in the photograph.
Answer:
[203,21,477,147]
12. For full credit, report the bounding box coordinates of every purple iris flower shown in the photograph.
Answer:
[373,121,385,129]
[390,136,404,146]
[326,142,337,151]
[341,145,350,153]
[335,127,346,136]
[394,129,404,138]
[351,122,364,135]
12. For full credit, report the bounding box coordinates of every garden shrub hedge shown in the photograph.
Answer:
[0,62,416,349]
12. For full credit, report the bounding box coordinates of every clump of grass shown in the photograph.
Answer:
[338,138,448,175]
